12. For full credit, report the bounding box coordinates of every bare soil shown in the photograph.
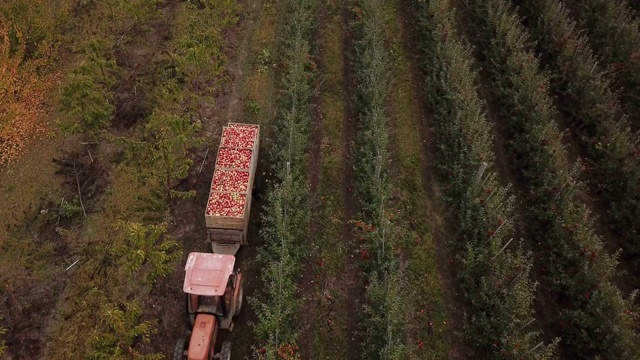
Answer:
[298,1,366,358]
[340,4,367,359]
[297,0,327,356]
[112,2,179,130]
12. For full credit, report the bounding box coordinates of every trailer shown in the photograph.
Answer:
[204,123,260,255]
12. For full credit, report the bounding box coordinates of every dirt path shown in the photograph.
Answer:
[149,1,279,359]
[297,0,327,356]
[340,4,366,360]
[393,1,470,358]
[202,2,281,359]
[296,1,366,358]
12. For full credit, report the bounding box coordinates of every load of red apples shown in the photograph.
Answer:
[216,148,253,169]
[211,170,250,193]
[220,125,258,148]
[205,192,246,217]
[206,123,258,218]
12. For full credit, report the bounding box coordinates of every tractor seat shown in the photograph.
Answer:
[198,295,220,315]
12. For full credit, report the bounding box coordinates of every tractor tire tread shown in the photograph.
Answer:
[234,285,244,316]
[220,341,232,360]
[173,333,190,360]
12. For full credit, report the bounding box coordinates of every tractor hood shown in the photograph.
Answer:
[183,252,236,296]
[189,313,217,360]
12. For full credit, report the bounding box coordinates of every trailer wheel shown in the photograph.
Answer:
[217,341,232,360]
[234,285,244,316]
[173,332,190,360]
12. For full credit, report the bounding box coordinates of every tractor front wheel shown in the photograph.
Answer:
[234,285,244,316]
[173,332,190,360]
[216,341,232,360]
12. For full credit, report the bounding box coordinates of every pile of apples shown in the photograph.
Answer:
[206,123,258,218]
[211,169,250,193]
[205,192,246,217]
[221,125,258,148]
[216,148,253,169]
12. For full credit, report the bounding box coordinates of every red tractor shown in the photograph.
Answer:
[173,252,244,360]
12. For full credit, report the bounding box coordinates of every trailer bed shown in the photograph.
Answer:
[204,123,260,248]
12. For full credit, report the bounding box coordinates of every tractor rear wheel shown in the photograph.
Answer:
[217,341,232,360]
[173,332,190,360]
[234,285,244,316]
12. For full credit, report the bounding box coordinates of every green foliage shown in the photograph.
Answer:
[0,327,5,356]
[41,0,238,357]
[565,0,640,122]
[268,8,314,179]
[362,267,410,360]
[354,0,391,219]
[0,0,72,61]
[188,0,236,11]
[258,48,272,66]
[109,0,162,23]
[88,299,162,360]
[113,221,181,285]
[352,1,425,358]
[467,0,640,357]
[413,0,555,358]
[119,81,202,207]
[105,0,240,212]
[58,0,166,138]
[166,0,240,129]
[143,109,200,196]
[251,183,307,348]
[59,198,84,219]
[74,0,161,43]
[248,101,262,115]
[59,39,117,137]
[251,0,315,358]
[520,0,640,258]
[172,0,239,85]
[50,218,180,358]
